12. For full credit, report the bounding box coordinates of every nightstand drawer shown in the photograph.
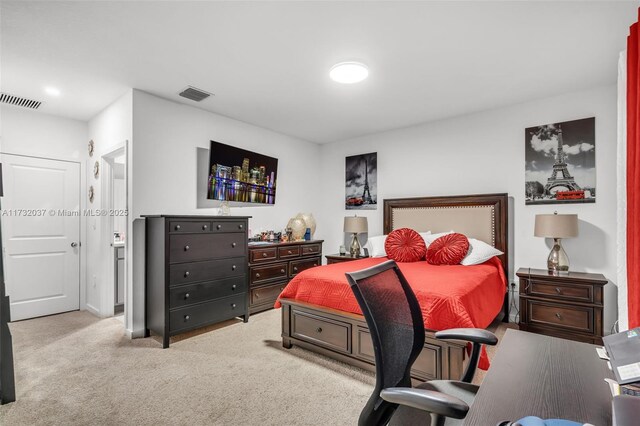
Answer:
[527,300,593,334]
[526,279,593,303]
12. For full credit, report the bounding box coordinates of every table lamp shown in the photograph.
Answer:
[344,216,368,257]
[534,212,578,274]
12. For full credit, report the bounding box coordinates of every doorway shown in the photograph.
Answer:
[0,154,81,321]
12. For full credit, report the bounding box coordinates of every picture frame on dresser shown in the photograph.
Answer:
[144,215,251,348]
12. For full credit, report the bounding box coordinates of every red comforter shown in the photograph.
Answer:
[275,257,506,369]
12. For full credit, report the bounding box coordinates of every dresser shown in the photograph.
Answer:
[248,240,323,314]
[144,215,250,348]
[517,268,607,345]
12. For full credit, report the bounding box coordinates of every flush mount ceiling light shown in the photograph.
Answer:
[329,62,369,84]
[44,86,61,96]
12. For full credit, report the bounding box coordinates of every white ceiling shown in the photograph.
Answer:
[1,1,638,144]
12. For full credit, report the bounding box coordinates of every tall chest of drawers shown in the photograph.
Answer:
[144,215,250,348]
[248,240,323,314]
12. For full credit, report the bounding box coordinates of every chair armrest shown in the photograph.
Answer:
[380,387,469,419]
[435,328,498,346]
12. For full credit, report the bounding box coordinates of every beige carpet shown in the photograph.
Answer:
[0,309,513,426]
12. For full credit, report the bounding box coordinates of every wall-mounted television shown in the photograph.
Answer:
[207,141,278,205]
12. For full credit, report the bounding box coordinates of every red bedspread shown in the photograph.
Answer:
[275,257,506,369]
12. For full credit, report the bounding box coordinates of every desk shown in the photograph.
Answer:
[465,329,613,425]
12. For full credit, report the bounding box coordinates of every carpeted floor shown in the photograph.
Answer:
[0,309,513,425]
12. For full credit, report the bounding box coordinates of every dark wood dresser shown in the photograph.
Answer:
[248,240,323,314]
[144,215,250,348]
[517,267,607,345]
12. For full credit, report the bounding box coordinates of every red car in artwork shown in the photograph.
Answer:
[346,197,364,206]
[556,190,585,200]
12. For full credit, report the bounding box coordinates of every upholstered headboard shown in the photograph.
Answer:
[383,193,508,273]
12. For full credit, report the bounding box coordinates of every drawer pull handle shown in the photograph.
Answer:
[555,313,562,320]
[175,225,181,230]
[316,327,322,333]
[231,303,237,309]
[280,269,285,274]
[280,287,284,291]
[184,271,190,277]
[288,250,292,255]
[202,225,208,230]
[232,284,237,290]
[217,224,222,230]
[255,293,260,298]
[232,242,237,248]
[184,293,190,299]
[313,263,317,267]
[555,287,562,294]
[232,265,236,271]
[293,267,298,272]
[238,224,243,229]
[184,315,190,321]
[256,273,261,278]
[262,253,268,258]
[184,245,190,251]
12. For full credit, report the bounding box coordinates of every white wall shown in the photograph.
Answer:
[86,91,133,327]
[0,105,89,309]
[130,90,321,335]
[317,85,619,331]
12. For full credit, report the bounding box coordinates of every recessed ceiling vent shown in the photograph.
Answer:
[178,86,213,102]
[0,92,41,109]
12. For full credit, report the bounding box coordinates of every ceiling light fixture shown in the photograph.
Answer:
[330,62,369,84]
[44,86,61,97]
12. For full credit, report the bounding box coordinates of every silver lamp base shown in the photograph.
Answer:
[547,238,570,275]
[349,233,361,258]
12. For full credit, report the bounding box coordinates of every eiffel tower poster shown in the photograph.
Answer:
[346,152,377,210]
[525,117,596,205]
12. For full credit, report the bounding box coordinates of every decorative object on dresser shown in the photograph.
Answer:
[144,215,250,348]
[325,253,369,265]
[517,267,607,345]
[534,212,578,274]
[287,217,306,241]
[344,215,367,257]
[295,213,317,238]
[248,240,323,314]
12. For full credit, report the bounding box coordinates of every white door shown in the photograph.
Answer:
[1,154,80,321]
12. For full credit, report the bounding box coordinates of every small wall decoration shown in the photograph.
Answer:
[88,185,95,203]
[93,161,100,179]
[525,117,596,205]
[88,140,95,157]
[345,152,377,210]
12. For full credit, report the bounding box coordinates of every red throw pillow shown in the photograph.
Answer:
[384,228,427,263]
[426,233,470,265]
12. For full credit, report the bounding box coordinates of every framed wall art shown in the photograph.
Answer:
[345,152,377,210]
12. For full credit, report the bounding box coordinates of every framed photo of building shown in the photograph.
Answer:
[525,117,596,205]
[345,152,377,210]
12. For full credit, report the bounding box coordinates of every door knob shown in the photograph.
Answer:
[70,242,78,248]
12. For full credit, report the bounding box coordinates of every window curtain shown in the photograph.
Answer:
[627,14,640,329]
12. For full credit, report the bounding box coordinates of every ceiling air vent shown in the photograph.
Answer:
[178,86,212,102]
[0,92,41,110]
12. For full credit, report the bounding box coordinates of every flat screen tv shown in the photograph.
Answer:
[207,141,278,205]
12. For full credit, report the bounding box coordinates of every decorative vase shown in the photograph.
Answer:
[296,213,317,238]
[218,201,230,216]
[287,218,306,241]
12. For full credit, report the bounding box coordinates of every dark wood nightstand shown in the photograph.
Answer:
[325,253,369,265]
[516,268,607,345]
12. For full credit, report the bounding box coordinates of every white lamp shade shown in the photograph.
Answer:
[534,214,578,238]
[344,216,368,234]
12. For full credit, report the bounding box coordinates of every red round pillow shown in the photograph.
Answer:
[384,228,427,263]
[426,233,469,265]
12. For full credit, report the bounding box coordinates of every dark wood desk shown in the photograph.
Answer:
[465,329,613,425]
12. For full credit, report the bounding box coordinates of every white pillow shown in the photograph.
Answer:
[423,231,454,246]
[460,238,503,266]
[418,231,432,245]
[364,235,388,258]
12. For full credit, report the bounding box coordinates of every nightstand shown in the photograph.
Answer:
[516,268,607,345]
[325,253,369,265]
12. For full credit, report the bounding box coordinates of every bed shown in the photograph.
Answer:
[277,193,509,382]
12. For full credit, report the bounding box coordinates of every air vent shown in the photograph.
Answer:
[0,92,41,109]
[178,86,213,102]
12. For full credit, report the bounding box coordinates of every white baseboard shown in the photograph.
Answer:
[85,303,100,317]
[126,328,146,339]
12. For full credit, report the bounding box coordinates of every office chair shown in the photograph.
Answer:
[346,260,498,426]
